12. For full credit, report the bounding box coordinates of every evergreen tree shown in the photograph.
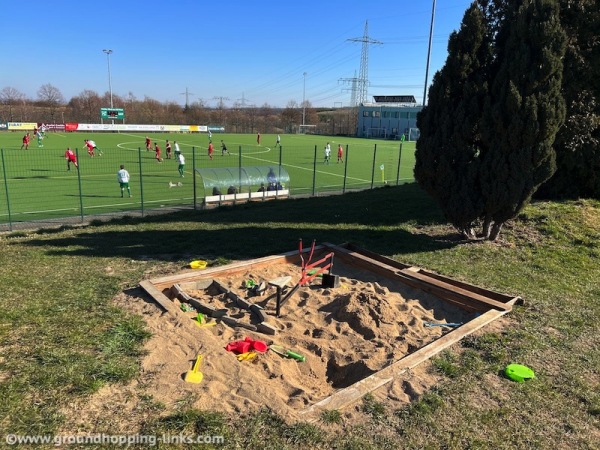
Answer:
[415,0,566,241]
[415,4,491,239]
[479,0,566,239]
[537,0,600,198]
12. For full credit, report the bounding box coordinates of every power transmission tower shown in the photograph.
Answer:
[180,87,195,108]
[347,21,382,106]
[213,96,230,108]
[237,92,252,108]
[339,71,359,107]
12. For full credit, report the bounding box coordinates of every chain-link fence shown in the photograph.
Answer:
[0,142,414,231]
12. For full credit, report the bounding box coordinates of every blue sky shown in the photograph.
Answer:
[1,0,473,108]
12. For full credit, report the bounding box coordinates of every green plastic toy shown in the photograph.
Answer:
[505,364,535,382]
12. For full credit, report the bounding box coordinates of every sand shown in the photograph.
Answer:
[60,259,473,431]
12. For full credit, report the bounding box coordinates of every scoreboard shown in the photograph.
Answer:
[100,108,125,120]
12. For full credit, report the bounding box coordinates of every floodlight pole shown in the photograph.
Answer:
[102,49,114,124]
[423,0,436,106]
[302,72,307,126]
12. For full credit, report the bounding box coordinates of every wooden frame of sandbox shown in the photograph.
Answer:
[140,242,521,421]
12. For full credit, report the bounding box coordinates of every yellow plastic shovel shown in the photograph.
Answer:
[184,355,204,383]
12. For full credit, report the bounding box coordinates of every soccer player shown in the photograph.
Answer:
[36,130,44,147]
[275,134,281,146]
[87,139,102,156]
[174,141,181,158]
[337,144,344,163]
[324,143,331,164]
[84,140,95,157]
[257,132,261,145]
[177,153,185,177]
[20,133,30,150]
[208,130,212,140]
[154,143,163,162]
[208,141,214,160]
[145,136,152,151]
[117,165,132,197]
[165,140,172,159]
[65,147,78,170]
[221,140,230,156]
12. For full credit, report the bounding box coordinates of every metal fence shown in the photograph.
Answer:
[0,142,414,231]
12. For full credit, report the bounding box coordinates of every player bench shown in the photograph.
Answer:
[203,189,289,206]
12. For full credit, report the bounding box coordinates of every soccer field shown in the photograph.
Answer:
[0,131,415,227]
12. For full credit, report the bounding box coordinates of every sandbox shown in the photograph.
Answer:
[140,242,520,421]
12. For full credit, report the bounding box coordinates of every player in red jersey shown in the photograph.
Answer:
[154,143,163,162]
[145,136,151,151]
[65,147,78,170]
[208,141,214,160]
[84,140,95,157]
[20,133,30,150]
[165,140,172,159]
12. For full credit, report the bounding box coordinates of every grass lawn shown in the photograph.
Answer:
[0,131,415,225]
[0,184,598,449]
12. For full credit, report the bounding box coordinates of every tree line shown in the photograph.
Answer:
[415,0,599,240]
[0,85,357,136]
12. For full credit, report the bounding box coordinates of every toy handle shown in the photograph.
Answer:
[286,351,305,362]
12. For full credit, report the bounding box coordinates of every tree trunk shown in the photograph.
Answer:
[488,222,503,241]
[482,216,492,239]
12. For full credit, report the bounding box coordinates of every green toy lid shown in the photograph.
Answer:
[505,364,535,382]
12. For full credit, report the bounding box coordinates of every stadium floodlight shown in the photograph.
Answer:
[302,72,307,126]
[423,0,436,106]
[102,49,114,113]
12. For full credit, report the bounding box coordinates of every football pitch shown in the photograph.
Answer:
[0,131,415,225]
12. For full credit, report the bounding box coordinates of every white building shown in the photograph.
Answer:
[357,95,423,140]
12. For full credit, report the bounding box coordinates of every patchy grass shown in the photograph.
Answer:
[0,184,599,448]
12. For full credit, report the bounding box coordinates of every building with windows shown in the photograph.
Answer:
[357,95,423,140]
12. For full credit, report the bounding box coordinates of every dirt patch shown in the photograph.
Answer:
[60,259,474,431]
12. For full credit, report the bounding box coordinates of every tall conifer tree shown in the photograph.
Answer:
[479,0,566,239]
[415,0,566,240]
[415,4,491,238]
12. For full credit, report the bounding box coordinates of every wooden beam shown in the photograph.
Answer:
[299,308,509,421]
[139,280,177,314]
[397,269,511,312]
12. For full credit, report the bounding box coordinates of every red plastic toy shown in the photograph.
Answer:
[225,336,267,354]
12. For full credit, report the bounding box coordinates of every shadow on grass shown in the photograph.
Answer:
[18,183,458,260]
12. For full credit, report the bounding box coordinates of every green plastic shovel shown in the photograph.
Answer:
[269,345,305,362]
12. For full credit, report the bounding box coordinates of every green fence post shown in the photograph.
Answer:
[75,148,84,223]
[239,145,243,194]
[342,144,349,194]
[396,142,403,185]
[193,146,197,210]
[312,145,317,196]
[138,147,144,217]
[371,144,377,189]
[1,149,13,231]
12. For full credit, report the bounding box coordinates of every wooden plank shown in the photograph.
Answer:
[323,244,403,279]
[299,308,508,420]
[324,244,502,312]
[341,242,516,305]
[393,272,487,313]
[139,280,177,314]
[149,245,327,290]
[343,242,412,270]
[398,269,511,311]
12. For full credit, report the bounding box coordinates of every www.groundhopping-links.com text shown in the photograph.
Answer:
[4,433,225,446]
